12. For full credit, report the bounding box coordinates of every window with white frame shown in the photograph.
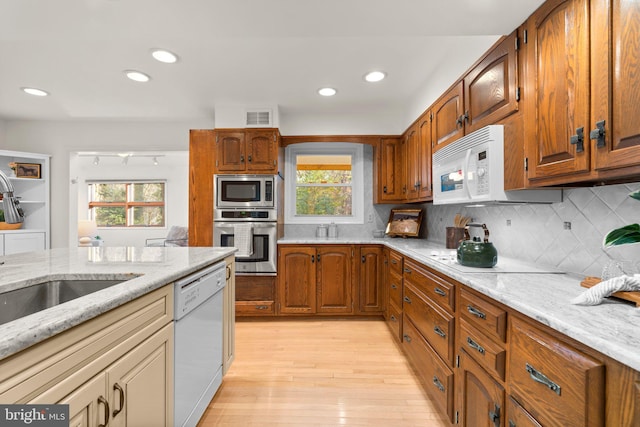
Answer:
[285,143,363,224]
[88,181,166,227]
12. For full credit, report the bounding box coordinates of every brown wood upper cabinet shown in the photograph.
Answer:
[432,81,465,152]
[525,0,640,185]
[405,112,433,202]
[214,128,279,174]
[376,137,405,202]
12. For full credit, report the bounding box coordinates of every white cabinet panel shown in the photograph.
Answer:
[0,235,4,256]
[4,232,45,255]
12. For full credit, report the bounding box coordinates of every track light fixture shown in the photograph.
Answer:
[93,156,100,165]
[153,157,159,166]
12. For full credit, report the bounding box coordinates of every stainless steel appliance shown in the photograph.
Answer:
[174,262,226,427]
[214,174,276,209]
[214,208,277,275]
[432,125,562,205]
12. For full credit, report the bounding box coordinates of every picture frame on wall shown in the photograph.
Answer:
[15,163,41,179]
[385,208,424,238]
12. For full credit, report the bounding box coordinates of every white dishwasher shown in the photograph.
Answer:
[174,261,226,427]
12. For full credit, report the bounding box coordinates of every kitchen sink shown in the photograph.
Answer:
[0,278,129,326]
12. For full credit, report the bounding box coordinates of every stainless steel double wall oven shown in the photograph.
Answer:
[213,174,278,275]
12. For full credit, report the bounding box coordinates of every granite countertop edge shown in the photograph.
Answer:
[0,246,236,361]
[278,236,640,372]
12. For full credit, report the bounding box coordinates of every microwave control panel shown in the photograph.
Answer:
[469,148,490,196]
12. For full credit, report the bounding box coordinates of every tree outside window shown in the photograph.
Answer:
[88,182,165,227]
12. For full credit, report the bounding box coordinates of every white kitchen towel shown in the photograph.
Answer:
[233,223,253,258]
[571,274,640,305]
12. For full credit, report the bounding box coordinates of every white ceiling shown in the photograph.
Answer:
[0,0,545,131]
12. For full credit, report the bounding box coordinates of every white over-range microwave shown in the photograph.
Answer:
[214,174,277,208]
[432,125,562,205]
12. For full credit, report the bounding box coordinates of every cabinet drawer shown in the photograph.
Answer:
[460,288,506,342]
[403,284,454,365]
[402,318,455,423]
[460,319,505,380]
[507,397,542,427]
[403,259,455,313]
[389,270,403,309]
[389,251,403,275]
[236,301,274,316]
[386,301,402,343]
[508,317,605,427]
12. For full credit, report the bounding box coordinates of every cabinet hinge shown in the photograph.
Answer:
[524,157,529,172]
[455,411,459,424]
[273,159,276,166]
[352,249,355,257]
[430,111,433,121]
[515,36,520,51]
[215,135,219,143]
[215,160,219,167]
[273,133,277,142]
[456,354,460,368]
[523,29,528,44]
[516,87,521,102]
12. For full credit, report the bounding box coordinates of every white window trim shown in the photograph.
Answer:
[285,143,364,225]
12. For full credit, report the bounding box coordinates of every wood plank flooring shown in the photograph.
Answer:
[198,318,450,426]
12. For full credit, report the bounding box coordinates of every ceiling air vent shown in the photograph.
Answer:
[245,109,272,127]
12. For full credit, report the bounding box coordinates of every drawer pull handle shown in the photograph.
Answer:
[403,296,412,304]
[526,363,561,396]
[403,268,412,274]
[434,287,447,297]
[403,334,411,343]
[256,305,269,310]
[433,326,446,338]
[467,305,486,319]
[432,376,445,393]
[466,337,485,355]
[390,315,397,322]
[113,383,125,417]
[391,284,397,289]
[391,259,397,264]
[98,396,110,427]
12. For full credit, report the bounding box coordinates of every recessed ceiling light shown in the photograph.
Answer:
[21,87,49,97]
[124,70,151,82]
[151,49,178,64]
[318,87,337,97]
[364,71,386,82]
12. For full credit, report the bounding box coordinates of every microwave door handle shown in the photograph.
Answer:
[463,148,473,200]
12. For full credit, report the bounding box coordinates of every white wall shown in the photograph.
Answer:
[4,119,213,247]
[279,109,405,136]
[0,119,5,147]
[72,152,189,247]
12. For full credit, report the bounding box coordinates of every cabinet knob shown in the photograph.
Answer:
[248,155,252,162]
[240,155,245,163]
[570,127,585,153]
[590,120,606,148]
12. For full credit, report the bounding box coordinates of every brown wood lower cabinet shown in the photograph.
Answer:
[236,275,276,316]
[458,350,505,427]
[507,317,605,427]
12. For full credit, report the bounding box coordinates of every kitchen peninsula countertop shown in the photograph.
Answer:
[0,246,236,361]
[279,236,640,372]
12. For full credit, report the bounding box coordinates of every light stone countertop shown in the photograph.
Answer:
[279,236,640,372]
[0,246,236,361]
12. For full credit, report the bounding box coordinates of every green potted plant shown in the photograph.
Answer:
[603,189,640,247]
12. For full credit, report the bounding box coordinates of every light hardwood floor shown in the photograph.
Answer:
[198,318,450,426]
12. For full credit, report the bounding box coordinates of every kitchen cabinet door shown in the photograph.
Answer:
[458,350,505,427]
[523,0,591,183]
[215,131,246,172]
[405,124,420,201]
[590,0,640,176]
[58,373,107,427]
[357,245,383,314]
[418,111,433,200]
[278,246,317,314]
[432,81,465,152]
[317,246,353,314]
[377,137,405,202]
[464,30,519,134]
[189,129,215,247]
[246,129,278,173]
[107,324,173,427]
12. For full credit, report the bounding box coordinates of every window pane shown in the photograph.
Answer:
[296,155,352,184]
[296,186,352,216]
[92,183,126,202]
[132,183,165,202]
[131,206,165,226]
[93,206,126,226]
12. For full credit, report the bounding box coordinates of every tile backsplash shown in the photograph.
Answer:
[426,183,640,277]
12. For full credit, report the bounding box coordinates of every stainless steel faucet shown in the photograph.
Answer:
[0,169,24,224]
